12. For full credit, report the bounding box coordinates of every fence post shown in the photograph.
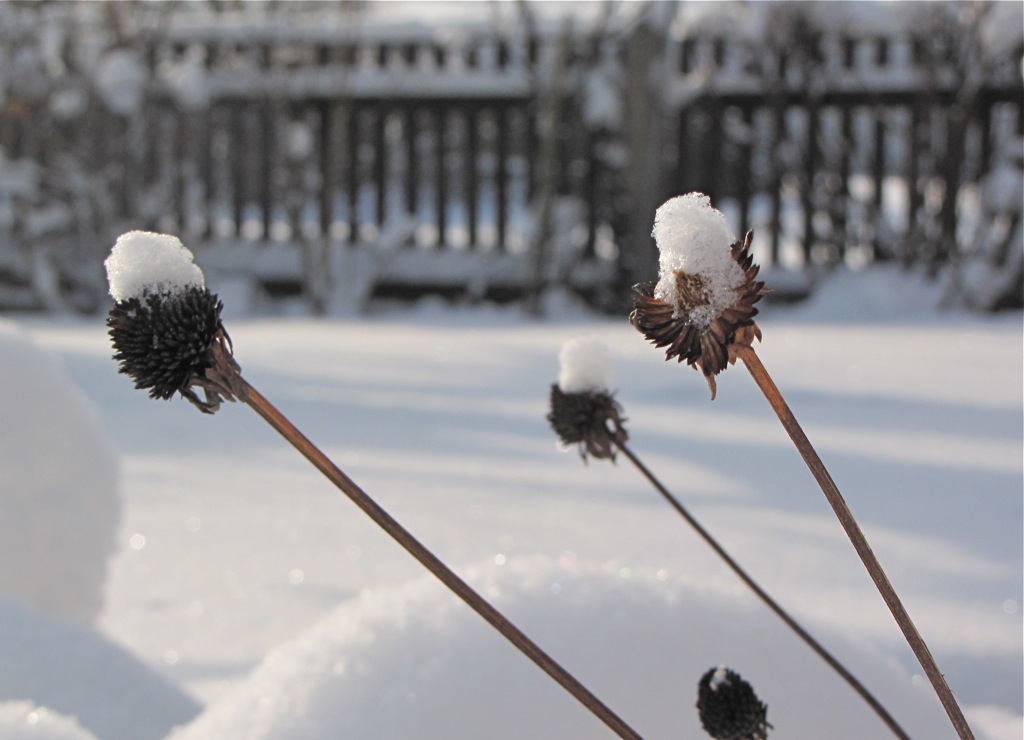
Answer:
[619,10,671,295]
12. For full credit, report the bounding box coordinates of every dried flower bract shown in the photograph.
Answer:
[631,232,767,399]
[547,385,628,462]
[697,666,771,740]
[107,286,245,414]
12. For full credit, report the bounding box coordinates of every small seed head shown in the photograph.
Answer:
[696,666,770,740]
[547,385,628,462]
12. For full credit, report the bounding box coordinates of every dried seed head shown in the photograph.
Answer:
[105,230,245,413]
[547,384,628,462]
[697,666,771,740]
[107,286,241,413]
[631,230,767,399]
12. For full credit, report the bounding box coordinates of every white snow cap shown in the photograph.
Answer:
[557,336,613,394]
[105,231,205,302]
[653,193,745,327]
[709,666,732,691]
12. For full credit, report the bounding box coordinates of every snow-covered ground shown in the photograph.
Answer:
[3,266,1022,739]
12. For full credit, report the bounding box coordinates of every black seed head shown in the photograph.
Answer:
[107,285,224,402]
[697,666,770,740]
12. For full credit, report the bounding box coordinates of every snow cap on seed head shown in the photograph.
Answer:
[549,336,626,461]
[653,193,745,327]
[557,336,613,394]
[105,230,205,302]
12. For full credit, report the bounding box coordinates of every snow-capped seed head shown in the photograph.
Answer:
[631,194,768,399]
[653,193,745,328]
[547,384,628,462]
[105,230,205,302]
[696,666,771,740]
[557,336,614,394]
[105,232,243,414]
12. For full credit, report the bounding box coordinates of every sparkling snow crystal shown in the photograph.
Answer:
[557,337,613,394]
[105,231,205,302]
[653,193,745,327]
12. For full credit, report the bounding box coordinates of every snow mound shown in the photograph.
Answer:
[171,555,950,740]
[0,594,200,740]
[0,701,97,740]
[0,320,119,625]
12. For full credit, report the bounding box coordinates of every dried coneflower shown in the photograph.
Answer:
[106,232,242,412]
[696,666,770,740]
[547,337,627,461]
[548,337,908,739]
[630,194,974,740]
[103,231,640,740]
[630,193,767,399]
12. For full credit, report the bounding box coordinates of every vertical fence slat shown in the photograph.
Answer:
[435,104,447,247]
[905,100,922,261]
[260,102,274,240]
[173,111,187,232]
[201,107,215,240]
[738,104,754,237]
[318,100,334,238]
[803,101,820,262]
[346,105,360,244]
[404,104,418,235]
[872,107,886,255]
[465,104,479,248]
[374,105,388,228]
[495,104,509,251]
[230,102,246,238]
[768,103,786,264]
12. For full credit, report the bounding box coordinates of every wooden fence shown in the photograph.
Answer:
[127,24,597,307]
[669,31,1024,272]
[0,7,1021,310]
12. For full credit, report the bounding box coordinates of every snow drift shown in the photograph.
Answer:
[0,319,119,625]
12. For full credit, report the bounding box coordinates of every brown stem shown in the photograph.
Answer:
[614,441,909,739]
[733,344,974,740]
[237,379,641,739]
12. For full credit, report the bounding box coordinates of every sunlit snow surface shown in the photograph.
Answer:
[7,266,1023,740]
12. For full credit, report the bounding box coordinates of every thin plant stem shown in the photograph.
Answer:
[238,379,641,740]
[613,440,909,739]
[733,343,974,740]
